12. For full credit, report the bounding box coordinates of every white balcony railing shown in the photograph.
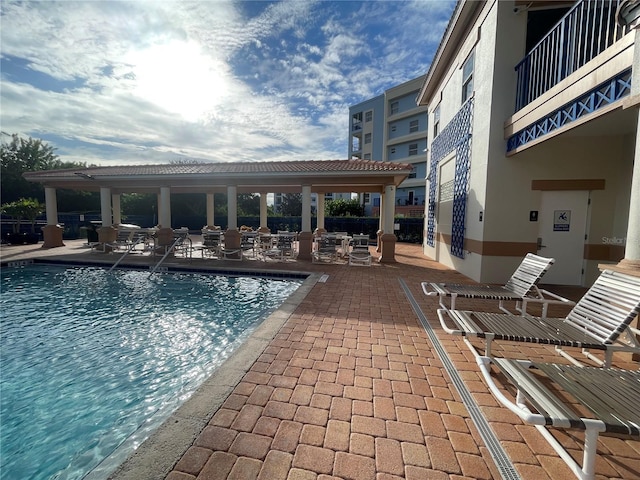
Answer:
[515,0,630,112]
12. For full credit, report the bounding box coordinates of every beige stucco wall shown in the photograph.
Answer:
[423,0,634,285]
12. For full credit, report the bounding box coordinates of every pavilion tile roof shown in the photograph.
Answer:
[26,159,412,178]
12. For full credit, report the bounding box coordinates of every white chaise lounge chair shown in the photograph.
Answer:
[423,253,572,316]
[437,269,640,367]
[477,357,640,480]
[348,234,372,266]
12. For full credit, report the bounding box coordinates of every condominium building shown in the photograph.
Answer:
[417,0,638,286]
[349,76,428,217]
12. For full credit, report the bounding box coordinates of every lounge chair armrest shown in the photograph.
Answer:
[476,356,548,426]
[537,288,576,306]
[421,282,448,296]
[436,308,469,335]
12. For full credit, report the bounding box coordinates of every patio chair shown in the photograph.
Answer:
[437,269,640,367]
[422,253,571,316]
[348,234,372,266]
[257,234,283,262]
[312,234,339,264]
[276,232,297,260]
[201,230,222,258]
[476,357,640,480]
[104,228,137,253]
[240,231,258,259]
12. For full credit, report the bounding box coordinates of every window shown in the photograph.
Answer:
[409,120,419,133]
[363,193,370,204]
[325,193,333,200]
[408,171,417,179]
[364,133,371,144]
[408,143,418,156]
[390,101,399,115]
[364,153,371,160]
[433,104,441,137]
[462,51,474,103]
[390,147,396,154]
[390,125,397,133]
[352,112,362,131]
[365,110,372,122]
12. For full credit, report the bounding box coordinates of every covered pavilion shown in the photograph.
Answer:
[23,159,413,262]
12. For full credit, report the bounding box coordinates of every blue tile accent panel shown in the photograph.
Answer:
[427,98,474,259]
[507,68,631,152]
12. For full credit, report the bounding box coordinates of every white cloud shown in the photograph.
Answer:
[0,0,455,165]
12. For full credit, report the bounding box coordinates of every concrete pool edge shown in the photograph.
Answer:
[105,270,322,480]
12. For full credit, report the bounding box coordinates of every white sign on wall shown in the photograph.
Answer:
[553,210,571,231]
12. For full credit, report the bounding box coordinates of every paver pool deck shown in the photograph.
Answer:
[1,239,638,480]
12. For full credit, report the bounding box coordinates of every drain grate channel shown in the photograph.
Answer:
[399,278,521,480]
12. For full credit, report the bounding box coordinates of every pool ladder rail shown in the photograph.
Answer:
[148,234,191,276]
[107,235,148,273]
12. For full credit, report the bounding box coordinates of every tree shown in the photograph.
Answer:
[1,133,95,209]
[0,198,45,233]
[326,199,364,217]
[237,194,260,216]
[279,193,302,216]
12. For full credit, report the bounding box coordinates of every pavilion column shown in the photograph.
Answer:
[112,194,121,225]
[376,191,385,253]
[298,185,313,261]
[97,187,117,246]
[224,185,241,258]
[206,193,215,229]
[41,186,64,248]
[379,184,397,263]
[155,186,174,248]
[258,193,270,233]
[159,187,171,228]
[315,194,326,236]
[100,187,112,227]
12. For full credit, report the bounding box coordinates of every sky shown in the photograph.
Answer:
[0,0,456,166]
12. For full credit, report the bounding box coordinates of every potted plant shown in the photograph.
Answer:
[1,198,45,244]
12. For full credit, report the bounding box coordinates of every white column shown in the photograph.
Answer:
[260,193,268,228]
[379,191,386,231]
[227,185,238,230]
[112,194,121,225]
[44,187,58,225]
[383,185,396,234]
[316,194,325,230]
[206,193,215,227]
[625,114,640,262]
[100,187,112,227]
[302,185,312,232]
[159,187,171,228]
[625,27,640,262]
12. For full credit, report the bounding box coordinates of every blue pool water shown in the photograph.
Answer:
[0,264,303,480]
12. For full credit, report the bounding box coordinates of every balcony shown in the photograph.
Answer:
[506,0,634,153]
[514,0,630,112]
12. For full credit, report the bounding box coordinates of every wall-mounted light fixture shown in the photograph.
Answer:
[617,0,640,28]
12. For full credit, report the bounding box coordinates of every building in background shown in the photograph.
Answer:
[417,0,638,286]
[272,192,353,215]
[349,76,428,217]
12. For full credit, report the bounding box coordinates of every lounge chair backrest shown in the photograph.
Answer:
[503,253,555,298]
[564,269,640,344]
[203,231,222,247]
[351,234,369,249]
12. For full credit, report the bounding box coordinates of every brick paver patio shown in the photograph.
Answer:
[2,240,638,480]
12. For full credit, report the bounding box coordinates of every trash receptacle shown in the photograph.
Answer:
[85,221,100,243]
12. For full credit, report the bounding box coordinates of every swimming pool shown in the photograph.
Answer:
[0,264,303,480]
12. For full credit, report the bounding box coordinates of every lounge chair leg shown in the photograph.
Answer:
[581,427,600,480]
[485,335,494,357]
